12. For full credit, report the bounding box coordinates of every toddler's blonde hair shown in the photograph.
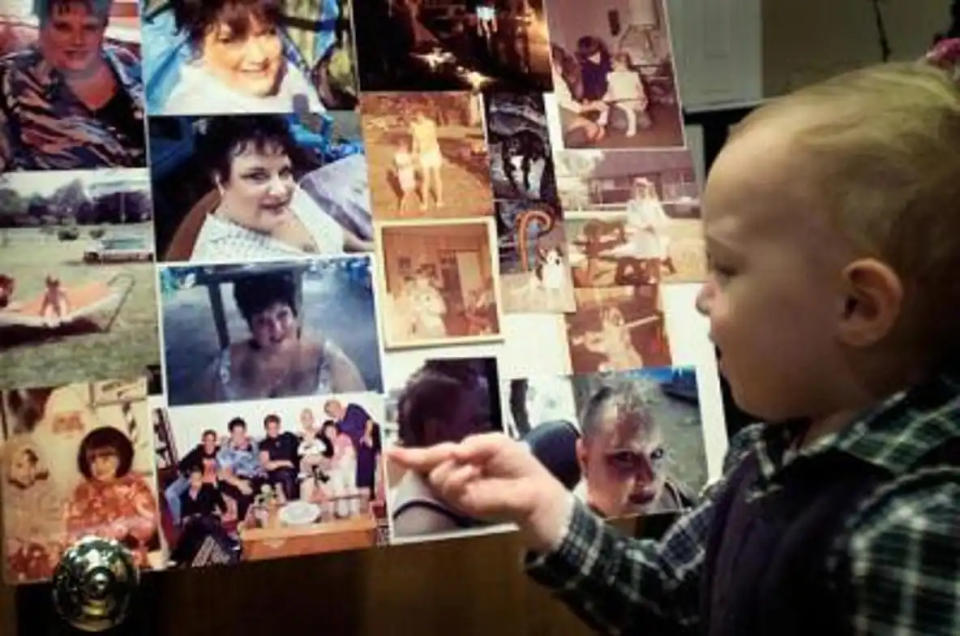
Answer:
[733,62,960,353]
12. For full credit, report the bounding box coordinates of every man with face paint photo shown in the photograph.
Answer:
[574,384,693,517]
[156,0,323,115]
[0,0,145,172]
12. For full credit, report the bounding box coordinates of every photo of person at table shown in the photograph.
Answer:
[150,113,374,263]
[387,357,502,540]
[160,260,381,406]
[0,0,146,172]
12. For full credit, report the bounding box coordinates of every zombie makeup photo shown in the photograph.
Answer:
[545,0,684,150]
[557,149,705,286]
[383,356,505,542]
[1,378,162,584]
[159,257,382,406]
[495,200,574,314]
[376,219,503,349]
[142,0,359,114]
[354,0,552,92]
[360,92,494,220]
[565,285,671,374]
[149,112,373,262]
[569,367,707,519]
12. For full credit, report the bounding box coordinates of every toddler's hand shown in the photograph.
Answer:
[389,433,574,552]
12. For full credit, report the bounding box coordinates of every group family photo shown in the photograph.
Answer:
[155,394,386,566]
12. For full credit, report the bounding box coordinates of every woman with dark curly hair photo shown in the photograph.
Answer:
[154,0,322,115]
[200,270,366,402]
[65,426,160,567]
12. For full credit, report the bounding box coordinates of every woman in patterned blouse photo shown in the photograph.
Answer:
[65,426,159,567]
[187,114,372,261]
[200,270,366,402]
[0,0,145,172]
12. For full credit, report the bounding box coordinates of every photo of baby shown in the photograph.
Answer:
[153,392,387,567]
[1,379,163,584]
[495,200,575,314]
[377,219,502,349]
[360,92,494,220]
[557,149,705,286]
[384,357,504,542]
[546,0,684,150]
[148,111,373,262]
[565,285,672,375]
[159,256,382,406]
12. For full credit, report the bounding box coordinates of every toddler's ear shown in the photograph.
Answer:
[837,259,903,347]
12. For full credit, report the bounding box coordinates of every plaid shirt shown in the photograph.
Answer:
[527,369,960,635]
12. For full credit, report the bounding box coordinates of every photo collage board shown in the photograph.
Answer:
[0,0,726,582]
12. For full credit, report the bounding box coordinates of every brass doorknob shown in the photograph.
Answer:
[52,536,139,632]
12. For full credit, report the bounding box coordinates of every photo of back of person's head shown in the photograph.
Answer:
[397,358,502,448]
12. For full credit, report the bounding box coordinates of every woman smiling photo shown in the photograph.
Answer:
[176,114,371,261]
[151,0,322,115]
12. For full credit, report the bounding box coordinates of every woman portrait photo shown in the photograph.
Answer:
[143,0,323,115]
[65,426,160,567]
[150,113,374,262]
[0,0,145,172]
[160,259,382,406]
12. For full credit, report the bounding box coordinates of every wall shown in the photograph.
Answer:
[763,0,951,95]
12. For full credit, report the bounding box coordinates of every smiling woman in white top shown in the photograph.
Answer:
[161,0,323,115]
[188,114,371,261]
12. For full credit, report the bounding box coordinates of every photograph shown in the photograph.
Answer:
[359,91,494,220]
[557,149,705,285]
[495,199,575,314]
[377,219,503,349]
[384,357,506,542]
[545,0,684,150]
[355,0,552,93]
[0,0,146,172]
[1,378,163,584]
[153,392,387,567]
[159,256,383,406]
[141,0,359,114]
[565,285,671,375]
[0,169,160,390]
[569,367,707,518]
[484,91,557,202]
[149,111,374,262]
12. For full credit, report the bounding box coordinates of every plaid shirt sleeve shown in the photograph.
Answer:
[832,469,960,636]
[524,425,763,635]
[525,498,713,635]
